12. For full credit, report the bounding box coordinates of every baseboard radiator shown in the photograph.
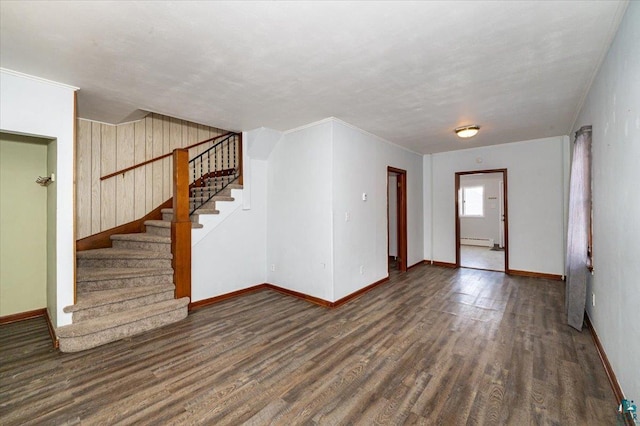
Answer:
[460,238,494,247]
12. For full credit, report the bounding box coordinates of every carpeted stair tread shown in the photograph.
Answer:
[144,219,203,229]
[190,195,234,202]
[144,219,171,228]
[56,297,190,338]
[77,267,174,281]
[77,248,172,260]
[191,183,242,193]
[64,284,176,312]
[193,208,220,215]
[111,233,170,243]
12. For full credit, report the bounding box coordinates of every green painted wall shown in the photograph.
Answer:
[0,134,49,316]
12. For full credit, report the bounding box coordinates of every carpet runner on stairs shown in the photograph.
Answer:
[57,181,242,352]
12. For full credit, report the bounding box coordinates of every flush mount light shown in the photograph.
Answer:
[454,125,480,138]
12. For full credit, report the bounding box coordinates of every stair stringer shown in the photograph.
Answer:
[190,179,267,303]
[191,188,244,246]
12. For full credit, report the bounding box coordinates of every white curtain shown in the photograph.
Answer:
[565,125,592,330]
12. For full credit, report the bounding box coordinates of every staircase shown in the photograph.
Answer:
[57,179,242,352]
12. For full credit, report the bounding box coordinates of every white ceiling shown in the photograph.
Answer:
[0,1,628,154]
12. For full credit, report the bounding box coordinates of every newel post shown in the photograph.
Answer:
[172,148,191,304]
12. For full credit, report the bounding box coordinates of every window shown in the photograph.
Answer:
[460,186,484,217]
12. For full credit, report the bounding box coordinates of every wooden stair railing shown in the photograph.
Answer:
[172,149,191,301]
[189,133,242,214]
[78,132,242,252]
[100,131,236,181]
[78,131,242,306]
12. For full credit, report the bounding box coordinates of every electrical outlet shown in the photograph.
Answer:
[271,264,276,272]
[345,212,351,222]
[359,265,364,275]
[592,293,596,307]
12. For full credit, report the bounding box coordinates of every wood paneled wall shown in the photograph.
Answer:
[76,113,227,239]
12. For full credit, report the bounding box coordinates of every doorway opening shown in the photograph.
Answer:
[387,167,407,273]
[0,132,56,319]
[455,169,509,273]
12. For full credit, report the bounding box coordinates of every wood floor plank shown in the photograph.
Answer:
[0,265,619,425]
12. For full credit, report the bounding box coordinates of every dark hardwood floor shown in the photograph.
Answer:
[0,265,616,425]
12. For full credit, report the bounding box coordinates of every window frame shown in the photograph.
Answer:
[459,185,485,218]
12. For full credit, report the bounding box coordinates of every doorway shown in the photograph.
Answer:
[455,169,509,273]
[387,167,407,273]
[0,132,56,318]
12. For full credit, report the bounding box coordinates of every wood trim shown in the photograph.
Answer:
[508,269,563,281]
[455,168,509,273]
[188,277,391,311]
[189,285,268,310]
[0,308,46,325]
[388,167,408,272]
[73,90,78,304]
[462,266,507,273]
[44,309,59,349]
[238,132,243,186]
[503,172,510,274]
[172,149,192,302]
[408,260,426,270]
[455,172,461,268]
[431,261,457,268]
[264,284,333,308]
[584,314,633,425]
[331,276,389,307]
[76,198,172,251]
[100,131,235,181]
[0,309,59,349]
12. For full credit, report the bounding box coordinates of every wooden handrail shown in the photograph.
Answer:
[100,131,236,181]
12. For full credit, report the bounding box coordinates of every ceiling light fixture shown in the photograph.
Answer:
[454,125,480,138]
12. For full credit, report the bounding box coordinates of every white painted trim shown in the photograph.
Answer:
[284,116,422,156]
[430,154,434,263]
[432,135,568,158]
[192,188,244,247]
[283,117,336,134]
[77,116,147,127]
[330,117,423,156]
[0,68,79,91]
[242,133,251,210]
[142,108,232,132]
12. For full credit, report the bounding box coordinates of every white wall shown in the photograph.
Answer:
[332,120,423,300]
[459,173,502,243]
[426,136,568,275]
[572,1,639,401]
[264,118,423,302]
[423,155,433,261]
[0,69,76,327]
[388,174,398,257]
[266,121,334,300]
[191,159,268,301]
